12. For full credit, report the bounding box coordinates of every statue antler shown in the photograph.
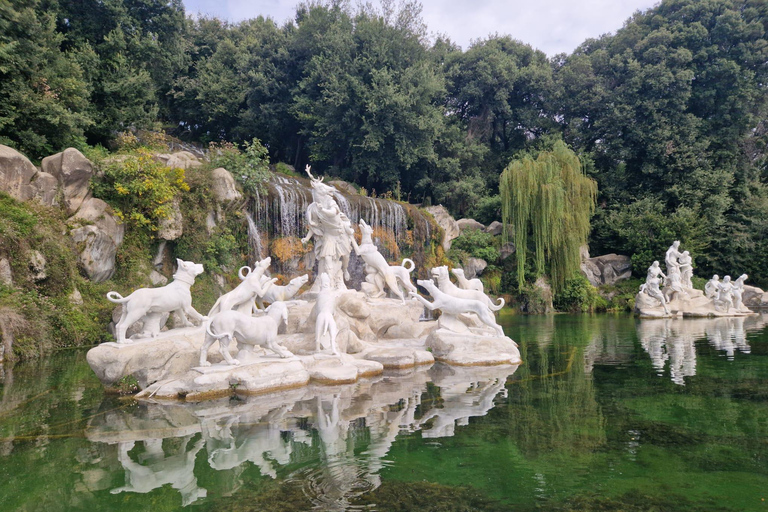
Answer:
[305,165,324,184]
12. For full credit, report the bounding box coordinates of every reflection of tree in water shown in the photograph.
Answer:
[503,315,607,461]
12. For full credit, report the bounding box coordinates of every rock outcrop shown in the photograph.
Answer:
[0,144,58,205]
[581,253,632,287]
[457,218,485,232]
[42,148,93,214]
[211,167,242,202]
[425,205,460,251]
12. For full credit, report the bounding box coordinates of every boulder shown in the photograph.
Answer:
[329,180,357,195]
[72,197,124,246]
[581,253,632,287]
[41,148,93,214]
[0,144,39,201]
[157,198,183,240]
[211,167,242,202]
[457,218,485,232]
[69,287,83,306]
[425,205,460,251]
[28,250,47,282]
[485,221,503,236]
[520,277,553,314]
[29,172,59,206]
[71,225,117,282]
[500,242,515,260]
[0,258,12,286]
[155,151,202,170]
[742,285,767,308]
[464,257,488,279]
[427,329,521,366]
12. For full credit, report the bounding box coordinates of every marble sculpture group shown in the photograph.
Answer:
[91,165,520,399]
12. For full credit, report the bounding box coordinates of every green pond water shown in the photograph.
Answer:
[0,313,767,511]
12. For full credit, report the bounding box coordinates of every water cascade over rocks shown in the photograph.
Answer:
[248,173,438,283]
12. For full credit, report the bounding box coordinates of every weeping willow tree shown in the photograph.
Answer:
[500,141,597,294]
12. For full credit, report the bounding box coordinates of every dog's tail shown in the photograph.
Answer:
[402,258,415,273]
[207,296,223,317]
[238,266,251,281]
[489,296,505,311]
[106,291,128,303]
[205,317,230,341]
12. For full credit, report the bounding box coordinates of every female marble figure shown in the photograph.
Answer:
[716,275,734,312]
[641,261,669,314]
[733,274,748,310]
[301,166,355,289]
[704,275,720,299]
[665,240,683,278]
[678,251,693,290]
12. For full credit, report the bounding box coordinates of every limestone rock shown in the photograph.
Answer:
[154,151,202,170]
[464,257,488,279]
[0,144,38,201]
[425,205,460,251]
[72,197,124,246]
[329,180,357,195]
[500,242,515,260]
[520,277,553,314]
[0,258,12,286]
[485,221,503,236]
[29,172,59,206]
[69,287,83,305]
[457,218,485,232]
[581,253,632,287]
[41,148,93,214]
[211,167,242,202]
[157,198,183,240]
[427,329,521,366]
[742,285,766,307]
[149,270,168,286]
[28,250,47,282]
[337,291,371,319]
[87,327,237,389]
[71,225,117,282]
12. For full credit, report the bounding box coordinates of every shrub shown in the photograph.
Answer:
[209,138,269,195]
[553,275,607,313]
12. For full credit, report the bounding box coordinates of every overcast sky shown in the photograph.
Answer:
[182,0,660,55]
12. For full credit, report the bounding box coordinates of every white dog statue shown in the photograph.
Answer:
[411,279,504,336]
[107,259,206,344]
[314,273,339,354]
[208,257,276,316]
[451,268,484,293]
[200,301,293,367]
[431,266,504,311]
[411,279,505,336]
[256,273,309,309]
[352,218,417,302]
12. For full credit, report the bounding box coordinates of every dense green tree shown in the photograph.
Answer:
[501,141,597,293]
[0,0,92,157]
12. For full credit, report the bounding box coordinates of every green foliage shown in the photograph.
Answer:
[209,138,270,194]
[93,148,189,231]
[501,140,597,294]
[591,198,708,278]
[449,229,500,263]
[553,275,607,313]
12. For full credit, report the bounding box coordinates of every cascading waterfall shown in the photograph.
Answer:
[244,173,435,275]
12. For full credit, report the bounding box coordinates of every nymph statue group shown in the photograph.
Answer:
[637,240,753,317]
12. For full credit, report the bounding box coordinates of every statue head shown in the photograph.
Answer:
[651,261,659,267]
[305,165,337,205]
[673,240,680,247]
[712,274,719,281]
[723,275,731,283]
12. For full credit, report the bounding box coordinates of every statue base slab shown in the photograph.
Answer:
[635,290,757,318]
[426,329,522,366]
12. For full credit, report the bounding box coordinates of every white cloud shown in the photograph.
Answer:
[182,0,660,55]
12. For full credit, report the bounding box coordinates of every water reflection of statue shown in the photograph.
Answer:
[111,437,207,506]
[302,166,355,290]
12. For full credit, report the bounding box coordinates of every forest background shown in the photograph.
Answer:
[1,0,767,285]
